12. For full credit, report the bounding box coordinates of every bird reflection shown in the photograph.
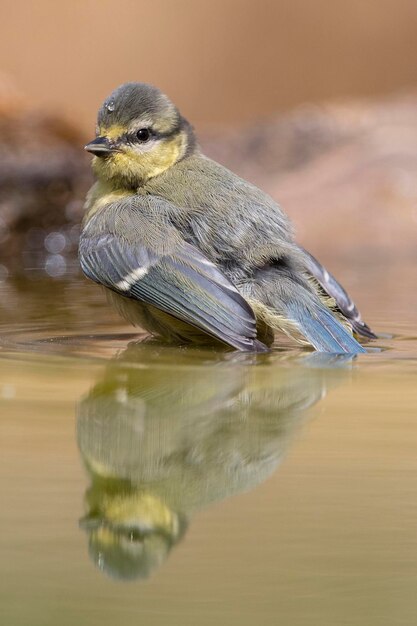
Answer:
[77,344,350,581]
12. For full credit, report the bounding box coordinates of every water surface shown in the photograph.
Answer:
[0,273,416,626]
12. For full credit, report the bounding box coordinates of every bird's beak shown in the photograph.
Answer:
[79,513,103,530]
[84,136,114,156]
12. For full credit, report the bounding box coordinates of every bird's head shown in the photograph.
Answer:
[85,82,196,188]
[79,487,188,580]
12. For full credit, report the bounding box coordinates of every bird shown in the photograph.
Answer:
[79,82,375,354]
[77,342,340,579]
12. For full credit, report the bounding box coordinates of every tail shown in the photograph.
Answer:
[286,301,366,354]
[299,247,377,340]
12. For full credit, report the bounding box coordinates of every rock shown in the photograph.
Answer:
[0,89,91,274]
[1,92,417,279]
[203,95,417,265]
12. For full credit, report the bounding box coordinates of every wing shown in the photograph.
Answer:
[79,227,267,352]
[300,247,377,339]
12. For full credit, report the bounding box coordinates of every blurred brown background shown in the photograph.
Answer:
[1,0,417,131]
[1,0,417,322]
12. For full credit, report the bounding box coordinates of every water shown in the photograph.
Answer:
[1,272,416,626]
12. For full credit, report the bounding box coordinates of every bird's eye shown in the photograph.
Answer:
[136,128,151,142]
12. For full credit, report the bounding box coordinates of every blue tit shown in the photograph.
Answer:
[80,82,375,353]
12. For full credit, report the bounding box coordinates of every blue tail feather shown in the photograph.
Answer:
[287,302,366,354]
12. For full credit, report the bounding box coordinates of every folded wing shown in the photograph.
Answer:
[79,227,266,352]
